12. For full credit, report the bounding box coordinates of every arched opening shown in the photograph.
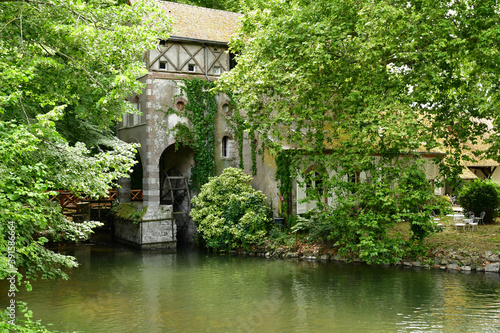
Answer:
[159,144,195,244]
[130,151,143,201]
[130,151,143,190]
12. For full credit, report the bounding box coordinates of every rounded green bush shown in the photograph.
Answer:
[190,167,272,251]
[458,180,500,224]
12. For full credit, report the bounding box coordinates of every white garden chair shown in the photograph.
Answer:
[474,211,486,225]
[454,213,467,231]
[463,211,478,231]
[430,211,442,227]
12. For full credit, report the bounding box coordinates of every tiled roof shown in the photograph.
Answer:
[158,1,241,43]
[460,167,479,180]
[462,120,500,167]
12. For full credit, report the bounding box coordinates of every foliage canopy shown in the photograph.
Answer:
[0,0,170,296]
[218,0,499,260]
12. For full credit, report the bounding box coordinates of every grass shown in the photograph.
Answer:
[391,217,500,254]
[262,213,500,263]
[425,217,500,253]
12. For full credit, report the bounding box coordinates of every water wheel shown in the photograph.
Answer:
[160,168,191,215]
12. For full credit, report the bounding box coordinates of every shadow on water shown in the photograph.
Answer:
[2,242,500,333]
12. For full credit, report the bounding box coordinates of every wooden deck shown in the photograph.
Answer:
[49,190,143,210]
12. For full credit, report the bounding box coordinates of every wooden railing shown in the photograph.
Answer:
[131,189,143,201]
[49,189,143,210]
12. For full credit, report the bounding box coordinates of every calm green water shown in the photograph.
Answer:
[2,244,500,332]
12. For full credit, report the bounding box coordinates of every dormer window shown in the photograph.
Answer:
[188,64,196,72]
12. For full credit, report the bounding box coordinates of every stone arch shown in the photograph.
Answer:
[118,138,143,203]
[130,150,143,191]
[124,138,144,191]
[158,143,196,244]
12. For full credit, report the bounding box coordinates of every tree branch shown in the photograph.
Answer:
[0,0,96,25]
[32,40,106,90]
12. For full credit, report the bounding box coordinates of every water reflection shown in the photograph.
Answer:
[1,245,500,332]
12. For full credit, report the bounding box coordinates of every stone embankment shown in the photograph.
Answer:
[232,248,500,273]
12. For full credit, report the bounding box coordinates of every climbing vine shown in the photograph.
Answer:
[249,127,257,176]
[275,150,296,218]
[225,92,246,169]
[224,93,261,174]
[167,79,217,191]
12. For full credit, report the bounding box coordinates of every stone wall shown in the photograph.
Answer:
[113,203,176,249]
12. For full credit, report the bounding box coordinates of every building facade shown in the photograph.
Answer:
[115,1,446,248]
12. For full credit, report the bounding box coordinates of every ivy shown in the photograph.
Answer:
[249,127,257,176]
[168,79,217,191]
[224,92,246,169]
[275,150,295,218]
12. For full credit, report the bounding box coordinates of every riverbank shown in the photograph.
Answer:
[232,219,500,274]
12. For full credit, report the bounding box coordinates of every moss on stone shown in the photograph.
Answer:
[112,203,147,226]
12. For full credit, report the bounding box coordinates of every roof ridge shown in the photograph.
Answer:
[160,1,240,15]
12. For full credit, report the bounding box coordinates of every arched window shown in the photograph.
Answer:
[222,103,230,115]
[222,136,229,157]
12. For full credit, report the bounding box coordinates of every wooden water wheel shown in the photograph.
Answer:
[160,168,191,216]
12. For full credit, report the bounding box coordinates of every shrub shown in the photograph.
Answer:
[430,195,452,216]
[458,179,500,224]
[190,168,272,251]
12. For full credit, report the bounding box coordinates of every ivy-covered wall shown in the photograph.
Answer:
[118,72,285,243]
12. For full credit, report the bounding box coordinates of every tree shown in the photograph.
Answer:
[0,0,170,302]
[170,0,264,13]
[218,0,499,261]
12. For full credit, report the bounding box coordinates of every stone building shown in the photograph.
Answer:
[114,1,446,249]
[115,2,247,248]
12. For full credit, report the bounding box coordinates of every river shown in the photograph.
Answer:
[2,244,500,332]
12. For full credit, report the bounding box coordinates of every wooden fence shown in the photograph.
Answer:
[49,190,143,210]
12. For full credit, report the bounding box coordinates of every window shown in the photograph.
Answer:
[229,52,237,70]
[122,97,142,127]
[133,97,141,112]
[348,172,361,183]
[213,66,221,75]
[297,168,328,215]
[122,114,129,127]
[176,101,185,111]
[222,136,229,157]
[132,114,141,126]
[188,64,196,72]
[159,61,168,70]
[222,103,230,115]
[307,172,324,196]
